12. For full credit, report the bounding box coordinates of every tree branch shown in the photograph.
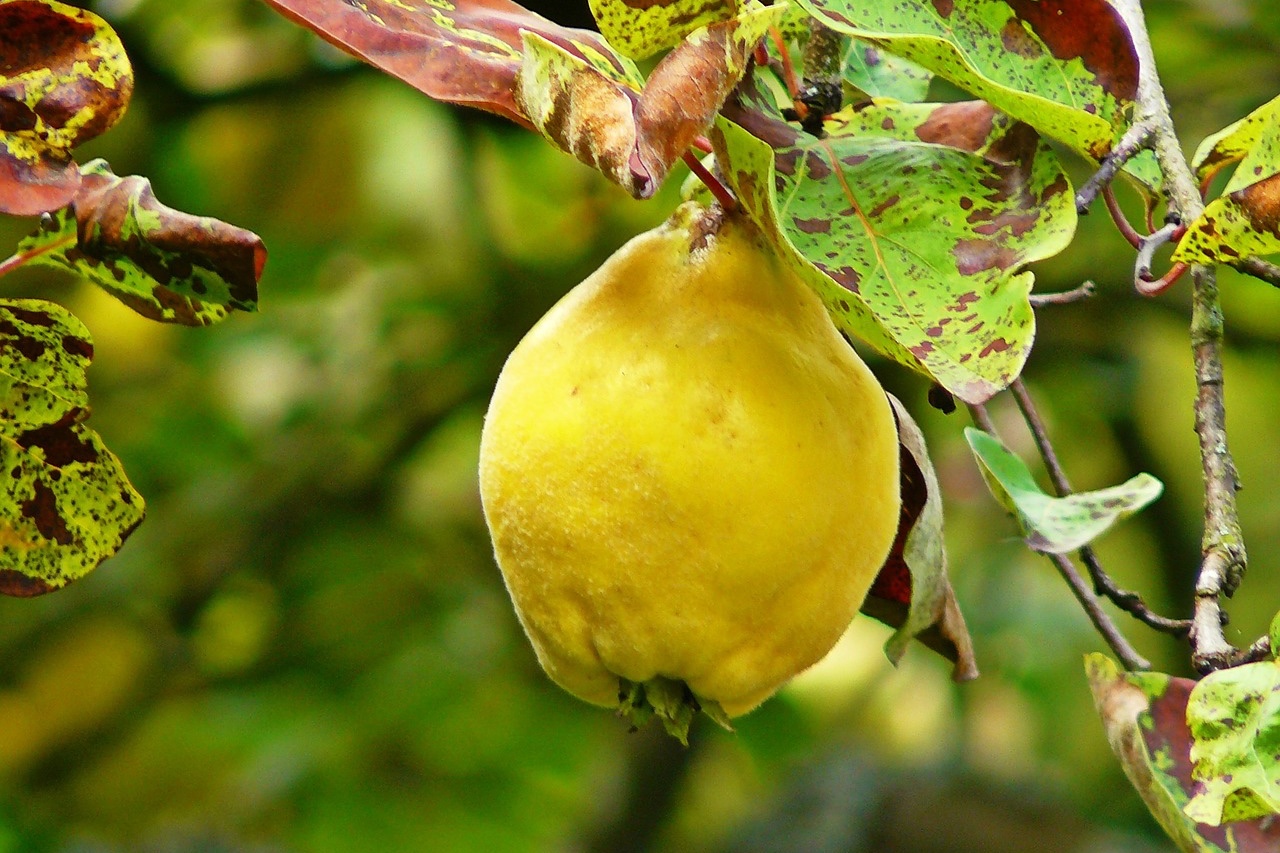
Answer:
[1113,0,1249,673]
[1076,123,1154,214]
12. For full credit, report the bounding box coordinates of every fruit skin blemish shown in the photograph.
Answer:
[478,202,900,739]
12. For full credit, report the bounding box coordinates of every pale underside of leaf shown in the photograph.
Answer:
[965,427,1162,553]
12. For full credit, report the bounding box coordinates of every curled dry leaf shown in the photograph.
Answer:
[859,395,978,682]
[18,160,265,326]
[0,0,133,215]
[515,5,783,198]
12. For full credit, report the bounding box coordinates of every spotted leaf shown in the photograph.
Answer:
[0,0,133,215]
[790,0,1140,165]
[261,0,639,129]
[17,159,265,327]
[1184,660,1280,826]
[965,427,1162,553]
[1174,97,1280,267]
[516,4,782,198]
[712,100,1075,402]
[0,299,143,596]
[1088,655,1280,852]
[861,396,977,681]
[589,0,739,60]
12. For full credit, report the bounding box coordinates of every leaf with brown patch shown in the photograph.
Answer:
[789,0,1143,173]
[0,0,133,216]
[712,100,1076,402]
[860,396,977,681]
[1175,97,1280,267]
[0,299,143,596]
[516,4,782,198]
[260,0,638,129]
[589,0,739,59]
[17,159,265,326]
[1087,655,1280,852]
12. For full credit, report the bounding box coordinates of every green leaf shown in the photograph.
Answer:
[0,0,133,215]
[964,427,1162,553]
[1087,654,1280,853]
[1173,97,1280,267]
[0,299,144,596]
[860,397,977,681]
[1185,661,1280,825]
[589,0,738,59]
[790,0,1140,164]
[711,101,1075,403]
[841,40,933,102]
[515,5,782,198]
[17,159,265,327]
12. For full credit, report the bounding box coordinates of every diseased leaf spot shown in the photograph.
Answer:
[18,418,99,468]
[21,479,72,545]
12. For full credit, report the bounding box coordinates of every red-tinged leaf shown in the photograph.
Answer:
[0,0,133,215]
[1087,655,1280,852]
[860,396,977,681]
[17,160,265,326]
[261,0,638,129]
[516,6,781,198]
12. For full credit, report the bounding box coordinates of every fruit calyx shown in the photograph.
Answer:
[618,676,734,745]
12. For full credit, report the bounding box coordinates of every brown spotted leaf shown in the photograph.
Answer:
[261,0,639,129]
[16,159,265,326]
[1087,655,1280,852]
[1174,97,1280,267]
[516,5,781,198]
[0,0,133,215]
[860,396,977,681]
[712,100,1075,403]
[588,0,738,60]
[791,0,1139,164]
[0,299,143,596]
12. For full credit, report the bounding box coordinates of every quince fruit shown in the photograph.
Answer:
[479,203,900,739]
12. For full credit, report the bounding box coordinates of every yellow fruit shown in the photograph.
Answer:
[479,203,900,729]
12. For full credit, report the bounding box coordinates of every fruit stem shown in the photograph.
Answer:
[682,151,737,212]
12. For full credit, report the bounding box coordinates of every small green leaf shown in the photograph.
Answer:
[965,427,1162,553]
[0,0,133,215]
[0,299,144,596]
[17,159,265,326]
[1191,95,1280,187]
[1185,661,1280,826]
[589,0,738,59]
[841,40,932,102]
[712,100,1075,403]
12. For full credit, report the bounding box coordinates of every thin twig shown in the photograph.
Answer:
[1114,0,1247,673]
[1232,256,1280,287]
[1008,380,1192,638]
[1076,123,1154,214]
[1029,281,1096,307]
[0,231,74,278]
[968,402,1151,670]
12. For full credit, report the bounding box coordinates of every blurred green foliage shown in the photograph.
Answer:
[1,1,1279,851]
